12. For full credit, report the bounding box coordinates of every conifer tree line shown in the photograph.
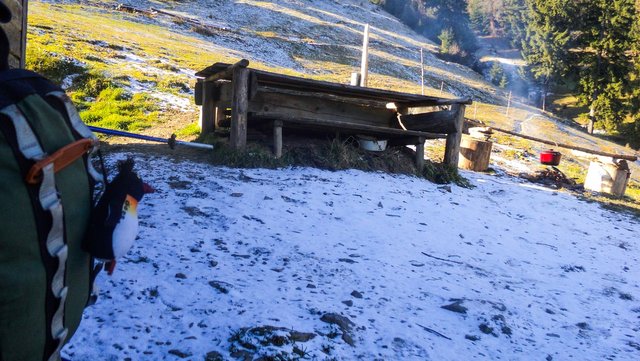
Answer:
[471,0,639,139]
[378,0,640,144]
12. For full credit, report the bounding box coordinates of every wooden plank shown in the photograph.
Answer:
[247,90,395,128]
[395,98,472,107]
[230,67,249,149]
[256,85,391,109]
[253,114,445,140]
[249,71,259,100]
[256,71,465,104]
[194,80,203,105]
[444,104,466,167]
[204,59,249,82]
[197,63,472,106]
[273,120,283,158]
[399,109,458,134]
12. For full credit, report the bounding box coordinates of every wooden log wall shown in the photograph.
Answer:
[1,0,27,68]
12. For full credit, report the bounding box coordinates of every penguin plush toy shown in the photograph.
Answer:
[87,158,154,274]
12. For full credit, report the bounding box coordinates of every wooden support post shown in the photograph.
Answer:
[273,120,283,158]
[230,68,250,149]
[416,137,425,172]
[444,104,466,167]
[199,81,215,133]
[360,24,370,87]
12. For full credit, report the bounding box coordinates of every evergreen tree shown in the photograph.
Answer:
[468,0,490,34]
[467,0,505,36]
[521,0,573,110]
[575,0,636,133]
[438,27,456,55]
[501,0,527,49]
[626,1,640,144]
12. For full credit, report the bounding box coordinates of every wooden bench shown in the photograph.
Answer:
[195,60,471,171]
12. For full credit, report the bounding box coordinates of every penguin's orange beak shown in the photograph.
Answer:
[142,183,155,194]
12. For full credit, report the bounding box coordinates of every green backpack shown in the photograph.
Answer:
[0,69,102,361]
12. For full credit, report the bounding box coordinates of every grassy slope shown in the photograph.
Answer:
[26,0,639,211]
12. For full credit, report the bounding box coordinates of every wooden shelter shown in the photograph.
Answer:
[1,0,27,68]
[195,60,471,171]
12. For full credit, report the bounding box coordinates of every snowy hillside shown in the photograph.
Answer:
[62,150,640,360]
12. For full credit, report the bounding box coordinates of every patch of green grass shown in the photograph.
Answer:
[556,160,588,185]
[25,45,84,85]
[157,76,191,94]
[175,122,202,138]
[580,192,640,219]
[492,133,533,152]
[79,87,159,131]
[422,162,472,187]
[69,70,115,100]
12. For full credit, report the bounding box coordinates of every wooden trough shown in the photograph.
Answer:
[195,60,471,171]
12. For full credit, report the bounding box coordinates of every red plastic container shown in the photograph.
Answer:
[540,150,562,166]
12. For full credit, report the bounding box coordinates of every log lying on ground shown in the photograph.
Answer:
[471,121,638,162]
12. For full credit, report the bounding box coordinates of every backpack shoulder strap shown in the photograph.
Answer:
[0,102,70,360]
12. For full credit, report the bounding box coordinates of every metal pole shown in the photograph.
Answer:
[88,126,214,150]
[360,24,370,87]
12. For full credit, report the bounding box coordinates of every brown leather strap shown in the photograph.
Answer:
[26,138,94,185]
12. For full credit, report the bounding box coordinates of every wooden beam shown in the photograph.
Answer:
[249,71,259,100]
[416,137,425,172]
[273,120,283,158]
[243,87,395,128]
[389,98,473,109]
[252,114,445,140]
[485,124,638,162]
[230,67,249,149]
[204,59,249,82]
[444,104,466,167]
[256,85,392,109]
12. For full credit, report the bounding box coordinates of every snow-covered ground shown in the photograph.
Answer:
[62,150,640,360]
